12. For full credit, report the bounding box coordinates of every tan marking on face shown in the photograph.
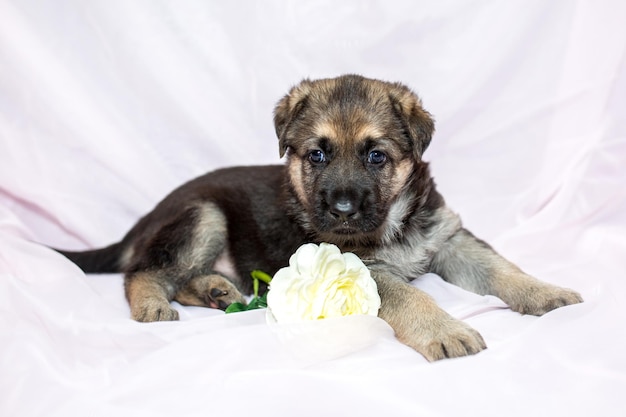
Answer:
[389,159,414,197]
[354,122,385,142]
[313,116,385,148]
[288,157,308,204]
[313,122,338,142]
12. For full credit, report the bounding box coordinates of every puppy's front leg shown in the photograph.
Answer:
[371,269,486,361]
[431,228,583,315]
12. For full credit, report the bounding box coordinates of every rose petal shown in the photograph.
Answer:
[290,243,318,276]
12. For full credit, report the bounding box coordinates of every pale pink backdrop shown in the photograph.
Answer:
[1,1,625,416]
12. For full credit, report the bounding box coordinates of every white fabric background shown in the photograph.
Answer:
[1,1,625,416]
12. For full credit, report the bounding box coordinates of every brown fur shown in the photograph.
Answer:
[58,75,583,361]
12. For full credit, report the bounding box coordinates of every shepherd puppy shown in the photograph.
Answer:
[59,75,583,361]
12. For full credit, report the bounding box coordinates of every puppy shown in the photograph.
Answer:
[59,74,583,361]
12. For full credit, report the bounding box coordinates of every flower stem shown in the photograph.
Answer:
[253,276,260,298]
[251,270,272,285]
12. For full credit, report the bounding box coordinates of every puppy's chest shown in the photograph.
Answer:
[373,243,434,278]
[370,209,462,279]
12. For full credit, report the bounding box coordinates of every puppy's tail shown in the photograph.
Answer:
[55,242,125,273]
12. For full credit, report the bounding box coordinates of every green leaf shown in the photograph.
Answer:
[224,302,248,314]
[249,292,268,309]
[224,292,267,314]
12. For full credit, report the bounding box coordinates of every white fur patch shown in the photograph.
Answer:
[182,202,228,270]
[375,206,463,279]
[381,193,414,244]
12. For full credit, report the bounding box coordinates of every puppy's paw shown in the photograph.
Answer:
[131,298,180,322]
[507,281,583,316]
[374,278,486,361]
[399,317,487,362]
[175,273,245,310]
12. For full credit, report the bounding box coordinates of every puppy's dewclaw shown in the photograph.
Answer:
[55,74,581,360]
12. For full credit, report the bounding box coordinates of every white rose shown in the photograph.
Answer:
[267,243,381,323]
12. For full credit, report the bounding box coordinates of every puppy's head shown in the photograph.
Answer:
[274,74,435,246]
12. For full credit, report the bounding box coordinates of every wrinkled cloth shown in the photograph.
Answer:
[1,1,625,416]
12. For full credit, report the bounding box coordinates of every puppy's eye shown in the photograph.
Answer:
[308,149,326,164]
[367,150,387,165]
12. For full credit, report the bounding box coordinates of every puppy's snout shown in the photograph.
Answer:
[326,188,365,221]
[330,198,358,220]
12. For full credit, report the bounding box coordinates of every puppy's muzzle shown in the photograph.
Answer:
[326,188,366,222]
[330,198,358,221]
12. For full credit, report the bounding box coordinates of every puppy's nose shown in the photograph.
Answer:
[330,198,358,220]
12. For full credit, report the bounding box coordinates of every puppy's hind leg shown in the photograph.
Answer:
[174,272,246,310]
[125,202,239,321]
[430,228,583,316]
[125,270,180,322]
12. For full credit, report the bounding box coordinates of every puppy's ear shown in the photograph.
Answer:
[388,84,435,160]
[273,80,312,158]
